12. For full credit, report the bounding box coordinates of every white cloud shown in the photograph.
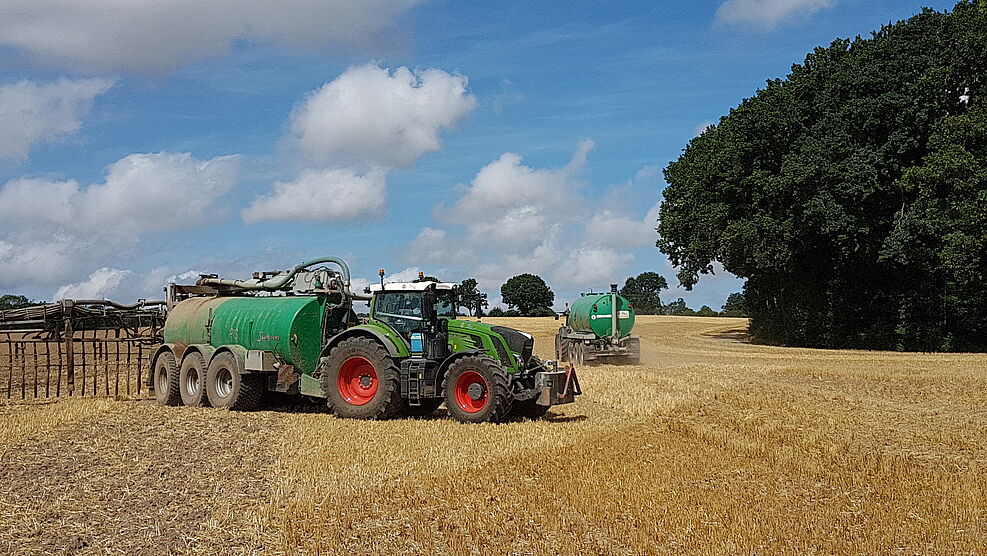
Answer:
[290,64,476,169]
[242,167,387,223]
[0,152,240,235]
[407,227,474,265]
[249,64,474,223]
[403,141,660,300]
[0,1,422,73]
[557,247,634,286]
[53,268,130,300]
[440,139,593,247]
[585,204,659,249]
[715,0,834,28]
[0,78,113,160]
[0,152,239,289]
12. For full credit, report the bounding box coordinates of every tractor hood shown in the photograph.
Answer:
[447,320,535,368]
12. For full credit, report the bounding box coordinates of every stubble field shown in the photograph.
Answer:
[1,316,985,554]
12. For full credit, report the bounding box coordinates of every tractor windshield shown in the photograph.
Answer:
[373,292,424,336]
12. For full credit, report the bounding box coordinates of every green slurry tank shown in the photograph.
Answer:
[556,284,641,364]
[163,296,325,375]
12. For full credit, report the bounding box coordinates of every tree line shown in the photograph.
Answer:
[657,1,986,351]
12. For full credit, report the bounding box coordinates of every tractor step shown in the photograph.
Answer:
[401,358,428,406]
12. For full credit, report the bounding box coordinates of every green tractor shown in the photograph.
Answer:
[152,257,579,423]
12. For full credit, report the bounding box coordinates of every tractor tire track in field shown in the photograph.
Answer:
[0,401,284,555]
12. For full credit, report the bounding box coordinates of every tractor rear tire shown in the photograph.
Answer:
[206,352,263,411]
[153,351,181,406]
[443,355,512,423]
[179,352,210,407]
[323,337,403,420]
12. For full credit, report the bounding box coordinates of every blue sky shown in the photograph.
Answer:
[0,0,958,310]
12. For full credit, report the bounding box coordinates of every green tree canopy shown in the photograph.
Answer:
[721,292,748,317]
[0,294,41,311]
[663,298,695,316]
[500,274,554,316]
[619,272,668,314]
[658,1,986,351]
[456,278,489,317]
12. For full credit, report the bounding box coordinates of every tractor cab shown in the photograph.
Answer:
[366,281,457,356]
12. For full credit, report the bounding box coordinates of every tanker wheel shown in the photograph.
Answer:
[442,355,513,423]
[179,352,210,407]
[405,398,444,418]
[323,337,403,420]
[153,351,181,406]
[206,352,263,411]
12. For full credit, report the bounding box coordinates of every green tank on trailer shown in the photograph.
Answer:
[556,284,641,365]
[163,296,325,375]
[566,292,635,339]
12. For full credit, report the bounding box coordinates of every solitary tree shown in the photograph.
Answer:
[501,274,554,316]
[456,278,489,317]
[658,1,987,351]
[619,272,668,314]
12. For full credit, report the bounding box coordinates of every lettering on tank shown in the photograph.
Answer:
[258,333,281,342]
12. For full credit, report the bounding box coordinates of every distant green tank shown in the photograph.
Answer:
[556,285,641,364]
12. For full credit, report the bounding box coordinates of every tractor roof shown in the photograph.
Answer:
[368,282,457,292]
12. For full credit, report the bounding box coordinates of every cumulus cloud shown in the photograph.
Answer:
[53,268,131,300]
[585,204,659,249]
[0,1,422,73]
[715,0,834,28]
[243,167,387,223]
[440,139,593,247]
[0,78,113,160]
[248,64,474,223]
[402,141,663,299]
[558,247,635,286]
[0,152,240,235]
[290,64,476,169]
[407,228,474,265]
[0,152,239,289]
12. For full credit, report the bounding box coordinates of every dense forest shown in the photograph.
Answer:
[658,1,986,351]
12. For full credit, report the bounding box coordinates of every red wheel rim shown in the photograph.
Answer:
[337,356,378,406]
[454,370,489,413]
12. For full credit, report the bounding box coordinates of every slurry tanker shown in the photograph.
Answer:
[152,257,579,422]
[556,284,641,365]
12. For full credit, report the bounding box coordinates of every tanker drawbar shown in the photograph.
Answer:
[555,284,641,365]
[150,257,581,422]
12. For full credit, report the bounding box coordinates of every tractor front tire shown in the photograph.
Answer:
[179,352,210,407]
[443,355,512,423]
[323,337,403,420]
[153,351,181,406]
[206,352,263,411]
